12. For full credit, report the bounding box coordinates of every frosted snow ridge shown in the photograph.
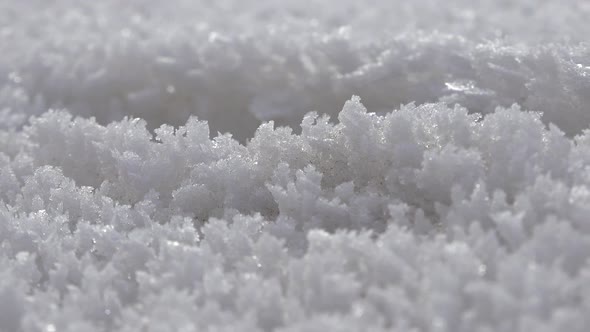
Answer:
[2,1,590,331]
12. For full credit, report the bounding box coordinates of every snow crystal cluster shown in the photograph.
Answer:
[1,1,590,331]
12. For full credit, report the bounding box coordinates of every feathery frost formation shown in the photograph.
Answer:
[1,1,590,331]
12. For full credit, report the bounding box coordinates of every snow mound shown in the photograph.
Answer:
[1,1,590,331]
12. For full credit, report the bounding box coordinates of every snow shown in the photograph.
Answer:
[1,0,590,331]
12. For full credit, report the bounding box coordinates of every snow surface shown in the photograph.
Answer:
[1,1,590,331]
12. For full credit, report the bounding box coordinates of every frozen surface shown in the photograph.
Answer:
[1,1,590,331]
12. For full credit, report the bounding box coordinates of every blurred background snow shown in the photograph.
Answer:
[2,0,590,139]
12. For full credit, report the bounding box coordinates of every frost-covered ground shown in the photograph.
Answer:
[1,1,590,331]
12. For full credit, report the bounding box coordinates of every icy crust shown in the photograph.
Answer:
[2,2,590,140]
[1,98,590,331]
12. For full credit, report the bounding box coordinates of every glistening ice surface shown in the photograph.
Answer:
[1,1,590,331]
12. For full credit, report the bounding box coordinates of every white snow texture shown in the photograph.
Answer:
[2,1,590,331]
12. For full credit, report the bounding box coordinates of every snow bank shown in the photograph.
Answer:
[1,1,590,331]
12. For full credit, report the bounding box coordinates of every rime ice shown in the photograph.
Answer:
[1,0,590,331]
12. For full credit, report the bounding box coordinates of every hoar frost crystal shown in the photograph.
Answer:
[1,0,590,331]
